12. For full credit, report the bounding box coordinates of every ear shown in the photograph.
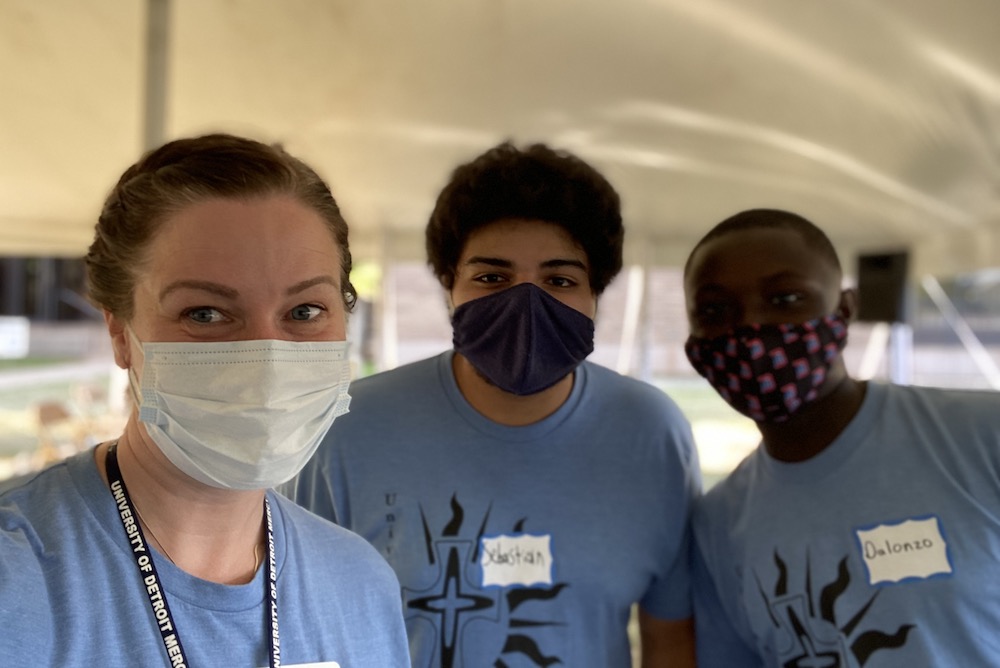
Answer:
[444,288,456,317]
[104,311,132,370]
[837,288,859,323]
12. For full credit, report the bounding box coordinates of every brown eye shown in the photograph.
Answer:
[548,276,576,288]
[771,293,804,306]
[697,303,723,318]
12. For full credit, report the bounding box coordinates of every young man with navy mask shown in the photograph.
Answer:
[684,208,1000,667]
[288,141,701,667]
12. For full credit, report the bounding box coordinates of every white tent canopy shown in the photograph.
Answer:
[2,0,999,277]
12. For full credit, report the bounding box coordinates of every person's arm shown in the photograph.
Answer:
[638,405,701,667]
[639,609,696,668]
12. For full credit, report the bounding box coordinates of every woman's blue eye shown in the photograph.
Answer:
[290,304,322,321]
[186,307,222,323]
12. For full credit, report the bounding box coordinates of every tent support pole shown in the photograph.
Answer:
[143,0,171,150]
[921,275,1000,389]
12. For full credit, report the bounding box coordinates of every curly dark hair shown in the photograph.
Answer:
[426,141,624,295]
[86,133,356,320]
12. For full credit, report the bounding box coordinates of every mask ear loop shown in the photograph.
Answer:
[124,327,146,412]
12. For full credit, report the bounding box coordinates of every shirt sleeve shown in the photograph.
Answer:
[0,519,54,665]
[639,415,703,619]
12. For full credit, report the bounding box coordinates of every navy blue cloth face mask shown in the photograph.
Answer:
[451,282,595,396]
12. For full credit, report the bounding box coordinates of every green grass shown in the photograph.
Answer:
[656,379,741,422]
[0,356,113,411]
[0,357,75,371]
[0,381,106,412]
[655,378,760,489]
[0,367,753,487]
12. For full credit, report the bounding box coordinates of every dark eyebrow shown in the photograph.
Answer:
[159,275,338,301]
[760,270,814,283]
[463,256,513,268]
[463,256,588,272]
[540,258,587,272]
[285,275,339,295]
[691,285,731,303]
[691,271,821,302]
[159,280,237,301]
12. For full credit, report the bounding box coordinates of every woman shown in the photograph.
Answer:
[0,134,409,666]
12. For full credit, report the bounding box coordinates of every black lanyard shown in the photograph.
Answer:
[106,444,281,667]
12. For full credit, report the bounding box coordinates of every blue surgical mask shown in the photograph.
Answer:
[451,283,595,396]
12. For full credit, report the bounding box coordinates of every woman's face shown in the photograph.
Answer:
[111,194,347,355]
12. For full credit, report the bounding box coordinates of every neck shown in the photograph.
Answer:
[96,416,266,584]
[452,352,574,426]
[758,376,867,463]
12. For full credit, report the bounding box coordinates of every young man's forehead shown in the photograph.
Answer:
[702,226,828,258]
[687,227,841,284]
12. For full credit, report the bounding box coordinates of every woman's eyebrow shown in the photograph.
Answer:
[285,275,338,295]
[158,276,338,301]
[159,280,237,300]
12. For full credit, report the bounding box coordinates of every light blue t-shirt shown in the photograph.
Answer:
[692,381,1000,667]
[0,448,410,667]
[288,352,702,667]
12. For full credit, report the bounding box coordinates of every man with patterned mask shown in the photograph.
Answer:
[685,208,1000,667]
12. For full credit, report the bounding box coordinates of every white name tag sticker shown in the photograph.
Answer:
[480,533,554,588]
[855,515,953,586]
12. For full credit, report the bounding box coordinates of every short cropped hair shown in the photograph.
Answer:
[426,141,624,295]
[86,133,356,320]
[684,208,841,276]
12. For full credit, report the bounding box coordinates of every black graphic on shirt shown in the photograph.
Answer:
[401,494,567,667]
[756,550,914,667]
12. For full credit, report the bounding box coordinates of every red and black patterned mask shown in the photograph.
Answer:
[684,314,849,423]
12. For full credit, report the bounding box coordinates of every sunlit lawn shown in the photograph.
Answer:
[0,360,757,488]
[657,379,759,489]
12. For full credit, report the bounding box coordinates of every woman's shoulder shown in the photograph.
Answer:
[1,452,92,531]
[0,476,58,647]
[0,521,52,662]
